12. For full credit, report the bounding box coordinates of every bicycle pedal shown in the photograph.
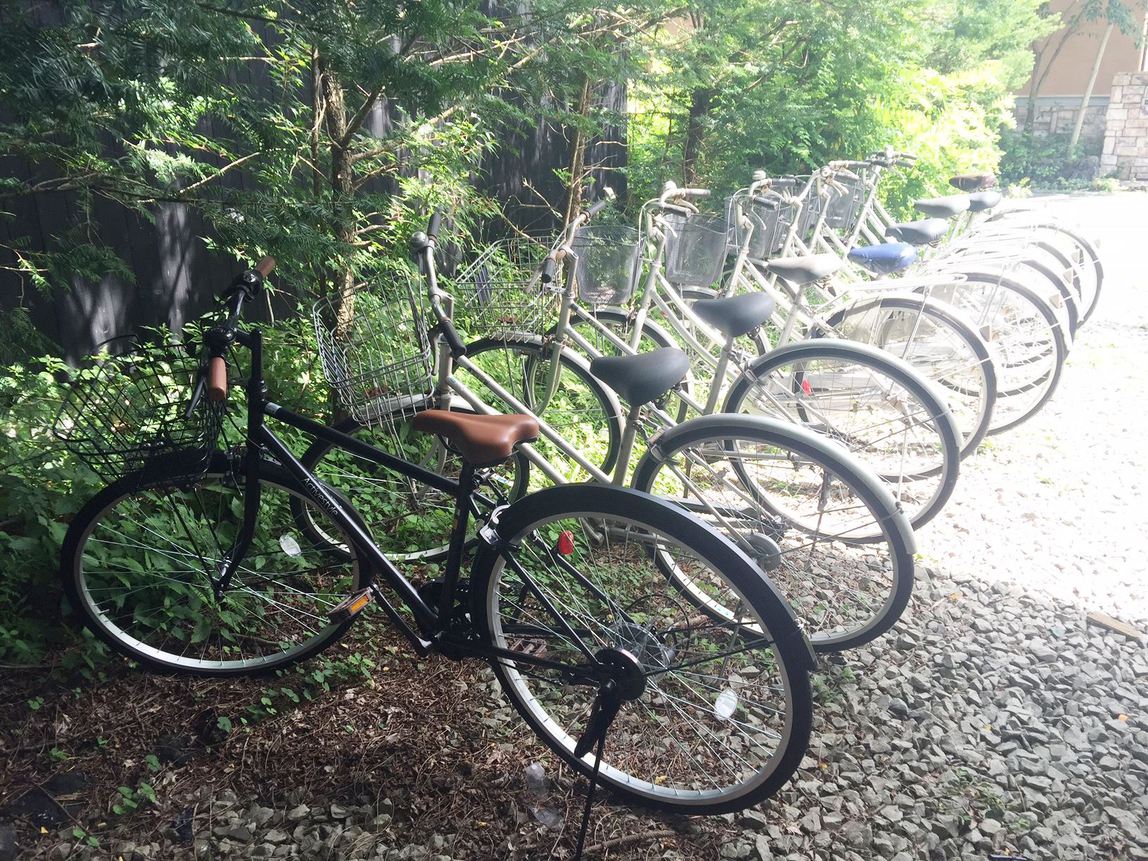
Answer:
[329,589,373,624]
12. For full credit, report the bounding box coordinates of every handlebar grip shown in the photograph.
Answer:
[438,319,467,358]
[427,212,442,241]
[207,356,228,402]
[751,195,779,209]
[678,188,711,198]
[540,256,557,284]
[255,256,276,277]
[586,197,611,218]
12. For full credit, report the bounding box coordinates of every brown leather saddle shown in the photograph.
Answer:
[411,410,539,466]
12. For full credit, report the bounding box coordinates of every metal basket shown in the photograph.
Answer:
[452,238,559,338]
[570,225,641,306]
[53,337,223,482]
[823,173,869,236]
[313,276,434,428]
[662,214,729,288]
[729,193,798,262]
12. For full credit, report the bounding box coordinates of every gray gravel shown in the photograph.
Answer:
[24,193,1148,860]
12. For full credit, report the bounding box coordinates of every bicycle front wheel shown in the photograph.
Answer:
[60,457,369,675]
[471,484,814,814]
[725,340,961,531]
[632,413,916,651]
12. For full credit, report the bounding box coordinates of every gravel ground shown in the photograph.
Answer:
[3,193,1147,861]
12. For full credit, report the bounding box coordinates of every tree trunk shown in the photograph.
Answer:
[563,75,594,227]
[319,58,357,338]
[682,88,714,185]
[1069,22,1114,153]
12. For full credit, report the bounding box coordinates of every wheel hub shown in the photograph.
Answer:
[594,647,647,701]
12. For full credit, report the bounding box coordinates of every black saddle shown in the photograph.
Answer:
[885,218,949,246]
[765,254,843,286]
[691,292,776,339]
[590,348,691,407]
[968,191,1002,213]
[914,195,970,219]
[950,172,997,192]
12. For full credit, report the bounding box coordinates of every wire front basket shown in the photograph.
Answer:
[452,238,559,339]
[313,276,434,428]
[728,192,798,262]
[570,225,641,306]
[823,173,869,237]
[53,337,223,482]
[662,214,729,289]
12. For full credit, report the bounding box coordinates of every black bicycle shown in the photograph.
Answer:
[54,226,816,815]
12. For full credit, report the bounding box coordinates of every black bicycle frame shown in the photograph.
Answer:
[214,324,603,683]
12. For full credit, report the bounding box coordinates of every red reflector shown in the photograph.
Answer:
[557,530,575,555]
[800,378,813,396]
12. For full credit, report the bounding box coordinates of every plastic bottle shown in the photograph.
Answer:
[523,762,563,829]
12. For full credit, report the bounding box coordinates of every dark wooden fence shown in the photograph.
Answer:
[1,49,627,362]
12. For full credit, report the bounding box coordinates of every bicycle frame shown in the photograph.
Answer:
[211,319,604,684]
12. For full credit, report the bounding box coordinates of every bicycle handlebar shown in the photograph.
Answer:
[540,255,557,284]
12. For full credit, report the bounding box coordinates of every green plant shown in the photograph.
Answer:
[112,781,157,816]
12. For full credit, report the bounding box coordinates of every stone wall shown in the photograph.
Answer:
[1015,96,1109,150]
[1100,72,1148,180]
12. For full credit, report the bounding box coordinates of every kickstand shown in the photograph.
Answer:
[571,681,622,861]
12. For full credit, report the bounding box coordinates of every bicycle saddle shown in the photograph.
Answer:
[949,172,997,192]
[590,348,690,407]
[764,253,843,286]
[914,195,971,219]
[691,292,776,339]
[968,190,1003,213]
[847,242,917,275]
[411,410,539,467]
[885,218,949,246]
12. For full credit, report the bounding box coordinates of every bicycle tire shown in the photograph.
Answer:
[926,273,1068,433]
[631,413,916,651]
[723,339,961,531]
[290,408,530,562]
[60,455,370,676]
[977,217,1103,324]
[824,293,997,458]
[460,336,623,483]
[470,483,814,814]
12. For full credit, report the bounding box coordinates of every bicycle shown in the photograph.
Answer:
[299,217,919,652]
[54,244,819,817]
[545,185,962,531]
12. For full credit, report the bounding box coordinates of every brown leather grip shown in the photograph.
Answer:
[255,256,276,277]
[207,356,228,402]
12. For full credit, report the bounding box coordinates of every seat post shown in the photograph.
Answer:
[612,404,643,485]
[704,338,735,415]
[438,462,478,621]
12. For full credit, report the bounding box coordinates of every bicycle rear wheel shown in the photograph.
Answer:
[471,484,814,814]
[926,273,1068,433]
[458,336,623,484]
[60,456,369,675]
[631,414,916,651]
[724,340,961,531]
[826,293,996,458]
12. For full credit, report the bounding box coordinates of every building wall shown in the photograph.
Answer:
[1100,72,1148,179]
[1019,0,1144,99]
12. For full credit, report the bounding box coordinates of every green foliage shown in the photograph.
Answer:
[626,0,1051,208]
[998,128,1103,188]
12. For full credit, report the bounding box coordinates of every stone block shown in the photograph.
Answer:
[1103,137,1116,155]
[1112,72,1133,87]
